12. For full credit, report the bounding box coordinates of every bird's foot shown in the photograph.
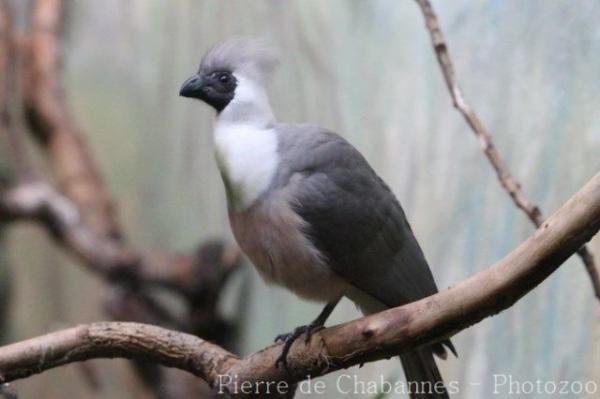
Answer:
[274,322,324,370]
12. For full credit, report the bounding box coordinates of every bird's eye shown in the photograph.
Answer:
[218,73,231,84]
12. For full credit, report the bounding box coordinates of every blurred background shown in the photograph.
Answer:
[1,0,599,398]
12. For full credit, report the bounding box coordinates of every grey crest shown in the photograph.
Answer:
[199,37,279,82]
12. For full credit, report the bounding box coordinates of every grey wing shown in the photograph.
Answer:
[277,126,439,307]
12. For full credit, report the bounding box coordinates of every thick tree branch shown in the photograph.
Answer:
[0,323,238,386]
[414,0,600,300]
[1,172,598,396]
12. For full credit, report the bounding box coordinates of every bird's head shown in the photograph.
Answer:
[179,38,278,116]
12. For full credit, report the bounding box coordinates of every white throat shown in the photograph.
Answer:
[218,74,274,126]
[213,74,279,210]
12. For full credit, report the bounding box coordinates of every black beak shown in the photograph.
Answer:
[179,74,204,98]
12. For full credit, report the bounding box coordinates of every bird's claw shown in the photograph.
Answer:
[274,322,324,370]
[274,332,292,343]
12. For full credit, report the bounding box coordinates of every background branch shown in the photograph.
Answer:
[1,171,598,397]
[0,179,240,396]
[0,182,240,296]
[414,0,600,300]
[22,0,119,237]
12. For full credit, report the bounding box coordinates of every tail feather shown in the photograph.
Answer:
[400,347,449,399]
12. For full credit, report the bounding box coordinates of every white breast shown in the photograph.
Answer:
[214,122,279,210]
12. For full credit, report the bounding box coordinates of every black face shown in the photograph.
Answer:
[179,70,237,112]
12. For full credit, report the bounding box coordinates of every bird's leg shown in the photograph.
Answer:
[275,298,340,370]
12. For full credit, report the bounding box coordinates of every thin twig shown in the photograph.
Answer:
[1,171,599,396]
[414,0,600,300]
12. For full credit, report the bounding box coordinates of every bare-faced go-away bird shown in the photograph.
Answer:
[180,38,456,399]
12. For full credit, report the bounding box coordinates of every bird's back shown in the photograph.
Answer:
[273,123,457,388]
[272,123,441,307]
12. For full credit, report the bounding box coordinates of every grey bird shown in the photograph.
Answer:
[180,38,456,398]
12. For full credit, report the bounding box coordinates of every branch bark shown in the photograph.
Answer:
[1,171,598,397]
[414,0,600,300]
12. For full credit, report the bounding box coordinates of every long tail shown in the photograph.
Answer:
[399,347,449,399]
